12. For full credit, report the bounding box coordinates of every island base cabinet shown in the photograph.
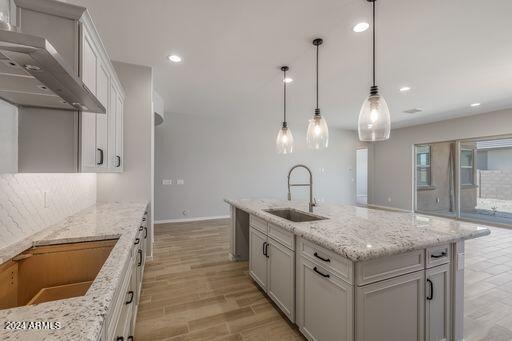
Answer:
[267,238,295,321]
[249,227,268,290]
[426,264,451,341]
[297,257,353,341]
[356,270,425,341]
[249,226,296,322]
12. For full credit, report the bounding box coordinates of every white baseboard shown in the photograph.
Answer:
[365,203,413,213]
[155,215,230,224]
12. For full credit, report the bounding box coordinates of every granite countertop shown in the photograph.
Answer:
[226,198,491,261]
[0,202,148,341]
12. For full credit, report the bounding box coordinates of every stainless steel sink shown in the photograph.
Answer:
[264,208,328,222]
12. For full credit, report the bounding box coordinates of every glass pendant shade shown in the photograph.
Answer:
[276,126,294,154]
[306,114,329,149]
[358,93,390,141]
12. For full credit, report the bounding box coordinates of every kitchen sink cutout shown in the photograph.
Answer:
[0,238,117,310]
[264,208,328,222]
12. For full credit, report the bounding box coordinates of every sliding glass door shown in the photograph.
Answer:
[415,141,457,218]
[459,137,512,225]
[415,136,512,226]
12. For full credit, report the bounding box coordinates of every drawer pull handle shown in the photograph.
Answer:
[116,155,121,167]
[127,337,134,341]
[138,249,143,266]
[265,242,269,258]
[314,252,330,262]
[144,227,148,239]
[426,279,434,300]
[116,338,124,341]
[139,225,143,231]
[313,266,330,278]
[431,251,447,259]
[134,238,140,245]
[126,290,134,304]
[262,242,267,256]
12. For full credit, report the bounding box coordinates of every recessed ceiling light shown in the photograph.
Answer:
[470,102,481,107]
[353,22,370,33]
[399,86,411,92]
[168,55,182,63]
[283,77,293,83]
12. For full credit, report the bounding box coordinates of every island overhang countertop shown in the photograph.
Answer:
[225,198,491,261]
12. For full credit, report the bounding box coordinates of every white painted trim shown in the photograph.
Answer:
[364,204,414,213]
[155,215,230,224]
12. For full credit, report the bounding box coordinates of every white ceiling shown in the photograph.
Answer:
[68,0,512,129]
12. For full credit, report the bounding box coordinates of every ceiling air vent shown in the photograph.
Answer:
[403,108,423,114]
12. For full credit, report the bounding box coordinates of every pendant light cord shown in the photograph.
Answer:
[316,43,319,110]
[372,0,376,87]
[283,69,287,125]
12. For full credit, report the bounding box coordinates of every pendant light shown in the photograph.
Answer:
[307,38,329,149]
[276,66,294,154]
[358,0,391,141]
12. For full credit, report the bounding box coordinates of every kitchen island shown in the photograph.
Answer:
[226,198,490,341]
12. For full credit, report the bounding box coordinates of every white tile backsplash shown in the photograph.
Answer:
[0,173,96,249]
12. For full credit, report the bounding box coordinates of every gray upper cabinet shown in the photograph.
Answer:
[0,0,124,173]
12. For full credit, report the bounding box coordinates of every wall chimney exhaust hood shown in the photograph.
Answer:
[0,28,105,113]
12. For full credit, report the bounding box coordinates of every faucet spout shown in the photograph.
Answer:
[287,164,315,213]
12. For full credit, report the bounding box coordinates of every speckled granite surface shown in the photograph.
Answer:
[226,198,491,261]
[0,202,147,341]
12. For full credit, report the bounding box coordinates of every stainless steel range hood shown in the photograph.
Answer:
[0,28,105,113]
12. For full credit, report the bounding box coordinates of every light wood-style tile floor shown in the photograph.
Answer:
[135,219,305,341]
[135,219,512,341]
[464,226,512,341]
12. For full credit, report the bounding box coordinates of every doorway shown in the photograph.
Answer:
[356,148,368,205]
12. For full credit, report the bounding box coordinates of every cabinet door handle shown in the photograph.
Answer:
[264,242,269,258]
[116,338,124,341]
[431,251,447,259]
[116,155,121,167]
[97,148,104,165]
[138,249,143,266]
[426,279,434,300]
[262,242,267,256]
[134,238,140,245]
[144,227,148,239]
[126,290,134,304]
[127,337,134,341]
[314,252,330,263]
[139,225,143,231]
[313,266,330,278]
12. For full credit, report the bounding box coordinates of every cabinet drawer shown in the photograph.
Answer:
[299,238,353,285]
[107,257,133,340]
[268,223,294,250]
[426,244,450,268]
[250,215,268,234]
[355,249,424,286]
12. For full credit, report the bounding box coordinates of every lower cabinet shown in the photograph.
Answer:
[248,226,295,321]
[296,256,353,341]
[106,211,148,341]
[426,264,451,341]
[356,270,425,341]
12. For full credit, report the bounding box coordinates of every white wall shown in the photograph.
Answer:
[0,99,17,173]
[97,61,153,203]
[155,112,358,221]
[369,108,512,211]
